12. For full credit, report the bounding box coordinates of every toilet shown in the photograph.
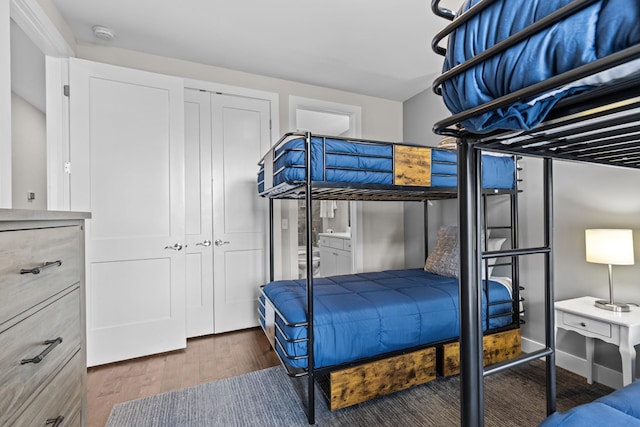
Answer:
[298,246,321,278]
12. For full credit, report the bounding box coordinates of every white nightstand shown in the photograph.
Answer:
[555,296,640,386]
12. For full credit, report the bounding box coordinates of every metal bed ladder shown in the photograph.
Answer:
[457,141,557,427]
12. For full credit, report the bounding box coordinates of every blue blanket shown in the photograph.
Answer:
[442,0,640,133]
[257,137,516,193]
[540,380,640,426]
[260,268,513,369]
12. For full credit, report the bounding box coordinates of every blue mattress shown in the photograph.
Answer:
[259,268,513,369]
[257,137,516,193]
[442,0,640,133]
[539,380,640,426]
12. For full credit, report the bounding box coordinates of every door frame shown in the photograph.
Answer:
[288,96,364,278]
[8,0,75,210]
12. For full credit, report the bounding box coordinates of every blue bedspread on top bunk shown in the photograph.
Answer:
[259,268,513,369]
[257,137,516,193]
[442,0,640,133]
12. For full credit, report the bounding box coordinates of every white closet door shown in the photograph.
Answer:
[212,93,270,333]
[69,58,186,366]
[184,89,214,337]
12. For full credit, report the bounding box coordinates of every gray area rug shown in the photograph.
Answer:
[106,360,612,426]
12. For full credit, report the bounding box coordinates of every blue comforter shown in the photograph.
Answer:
[442,0,640,133]
[260,268,513,369]
[539,380,640,426]
[257,137,516,193]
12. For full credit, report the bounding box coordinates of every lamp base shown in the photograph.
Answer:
[595,300,631,312]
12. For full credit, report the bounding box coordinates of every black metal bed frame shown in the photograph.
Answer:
[259,131,521,424]
[431,0,640,425]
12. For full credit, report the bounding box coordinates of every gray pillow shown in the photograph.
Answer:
[424,225,459,278]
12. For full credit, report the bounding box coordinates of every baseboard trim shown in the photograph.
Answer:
[521,337,622,390]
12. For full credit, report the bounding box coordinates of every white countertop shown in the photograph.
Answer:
[318,232,351,238]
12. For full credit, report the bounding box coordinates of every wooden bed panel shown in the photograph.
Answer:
[329,346,436,410]
[439,328,521,377]
[394,146,432,186]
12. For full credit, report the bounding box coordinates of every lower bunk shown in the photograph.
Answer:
[258,268,522,411]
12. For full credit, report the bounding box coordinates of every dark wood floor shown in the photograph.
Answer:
[86,327,280,427]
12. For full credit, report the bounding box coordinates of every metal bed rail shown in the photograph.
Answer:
[430,0,640,138]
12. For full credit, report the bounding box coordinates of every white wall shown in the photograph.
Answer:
[11,92,46,209]
[403,88,456,268]
[74,43,406,275]
[404,86,640,384]
[519,157,640,379]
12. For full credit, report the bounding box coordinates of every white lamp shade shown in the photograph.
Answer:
[585,229,635,265]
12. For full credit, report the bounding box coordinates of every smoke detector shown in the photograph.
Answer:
[92,25,115,41]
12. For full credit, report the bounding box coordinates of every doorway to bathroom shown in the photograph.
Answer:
[289,96,362,279]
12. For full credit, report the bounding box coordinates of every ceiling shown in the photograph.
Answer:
[50,0,458,101]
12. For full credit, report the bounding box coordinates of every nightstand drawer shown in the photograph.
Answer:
[561,312,612,338]
[0,226,81,326]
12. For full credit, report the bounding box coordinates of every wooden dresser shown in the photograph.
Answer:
[0,210,90,427]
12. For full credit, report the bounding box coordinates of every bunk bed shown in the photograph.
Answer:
[257,132,522,423]
[431,0,640,426]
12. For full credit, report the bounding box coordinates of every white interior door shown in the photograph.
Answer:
[212,93,271,333]
[69,58,186,366]
[184,89,214,337]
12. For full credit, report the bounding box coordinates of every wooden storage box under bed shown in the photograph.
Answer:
[327,346,437,410]
[325,328,521,410]
[437,328,522,377]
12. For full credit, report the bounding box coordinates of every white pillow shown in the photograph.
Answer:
[483,237,506,279]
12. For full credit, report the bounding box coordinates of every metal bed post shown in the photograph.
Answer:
[543,158,557,415]
[424,200,429,258]
[269,198,274,282]
[304,131,316,425]
[458,139,484,427]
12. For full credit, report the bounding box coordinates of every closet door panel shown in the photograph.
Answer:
[69,58,185,366]
[212,93,270,333]
[184,89,214,338]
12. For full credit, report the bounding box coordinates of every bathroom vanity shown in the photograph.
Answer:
[318,232,352,276]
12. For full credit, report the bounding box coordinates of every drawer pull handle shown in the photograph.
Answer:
[20,260,62,275]
[580,322,587,327]
[21,337,63,365]
[45,416,65,426]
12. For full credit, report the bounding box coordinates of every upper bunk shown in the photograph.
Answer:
[431,0,640,169]
[257,132,518,202]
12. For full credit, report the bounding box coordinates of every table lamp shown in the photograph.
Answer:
[585,229,635,312]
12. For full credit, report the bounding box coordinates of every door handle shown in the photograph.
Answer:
[164,243,183,251]
[214,239,230,247]
[196,240,212,247]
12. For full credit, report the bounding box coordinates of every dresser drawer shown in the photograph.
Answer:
[0,226,81,326]
[561,312,612,338]
[9,351,83,427]
[0,288,81,423]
